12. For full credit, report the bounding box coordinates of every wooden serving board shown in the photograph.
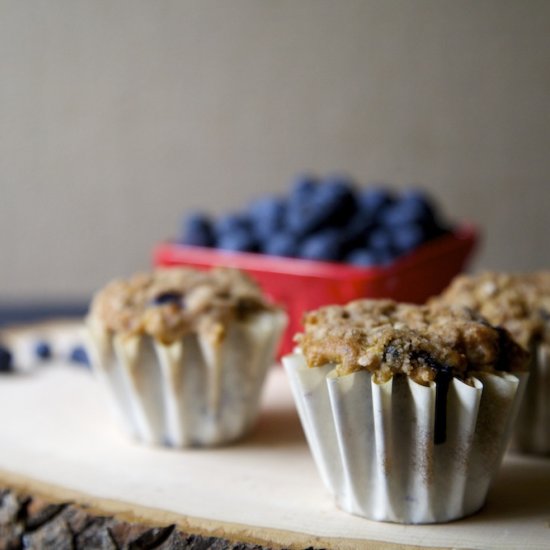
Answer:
[0,344,549,548]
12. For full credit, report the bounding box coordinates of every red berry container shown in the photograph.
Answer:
[154,224,478,356]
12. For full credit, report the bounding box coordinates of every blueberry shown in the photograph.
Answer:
[391,222,428,254]
[346,246,398,267]
[381,190,437,227]
[316,175,358,226]
[286,201,325,237]
[69,346,90,368]
[357,187,396,220]
[299,229,343,262]
[262,232,299,257]
[151,291,184,306]
[400,188,436,207]
[286,176,324,236]
[180,212,215,247]
[217,228,258,253]
[340,209,376,253]
[375,248,399,266]
[346,249,380,267]
[288,173,319,203]
[214,213,253,240]
[0,345,13,373]
[287,175,358,236]
[34,340,52,360]
[248,196,287,242]
[368,228,394,252]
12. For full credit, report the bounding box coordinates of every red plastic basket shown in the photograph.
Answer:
[154,225,478,356]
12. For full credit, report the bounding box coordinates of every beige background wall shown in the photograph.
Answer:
[1,0,549,300]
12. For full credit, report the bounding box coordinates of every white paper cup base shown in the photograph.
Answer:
[512,343,550,455]
[283,353,527,524]
[86,311,286,447]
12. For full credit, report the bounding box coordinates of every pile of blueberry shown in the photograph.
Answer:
[0,341,90,374]
[178,175,451,267]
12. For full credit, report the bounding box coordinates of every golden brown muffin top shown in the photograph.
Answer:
[88,267,275,345]
[434,271,550,349]
[296,299,528,385]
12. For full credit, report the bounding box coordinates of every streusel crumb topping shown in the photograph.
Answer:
[296,299,528,385]
[88,268,275,345]
[434,271,550,349]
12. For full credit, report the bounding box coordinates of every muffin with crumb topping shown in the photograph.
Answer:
[283,299,528,524]
[435,271,550,455]
[86,267,286,447]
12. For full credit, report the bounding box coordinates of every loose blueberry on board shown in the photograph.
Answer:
[262,232,300,257]
[69,346,91,368]
[180,212,215,247]
[217,228,258,253]
[0,345,14,373]
[299,229,343,262]
[34,340,52,360]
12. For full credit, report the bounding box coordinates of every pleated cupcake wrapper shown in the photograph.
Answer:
[512,342,550,455]
[283,353,528,524]
[85,311,286,447]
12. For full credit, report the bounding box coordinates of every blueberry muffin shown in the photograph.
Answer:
[283,299,528,523]
[435,271,550,455]
[86,268,286,447]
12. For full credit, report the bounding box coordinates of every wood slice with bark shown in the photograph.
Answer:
[0,488,293,550]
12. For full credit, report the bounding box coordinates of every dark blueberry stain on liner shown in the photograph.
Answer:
[383,321,516,446]
[494,326,511,372]
[433,367,453,445]
[410,349,453,445]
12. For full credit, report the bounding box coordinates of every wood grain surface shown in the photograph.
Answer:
[0,337,549,550]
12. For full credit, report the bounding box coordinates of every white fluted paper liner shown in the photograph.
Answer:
[512,343,550,455]
[283,352,528,524]
[85,311,286,447]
